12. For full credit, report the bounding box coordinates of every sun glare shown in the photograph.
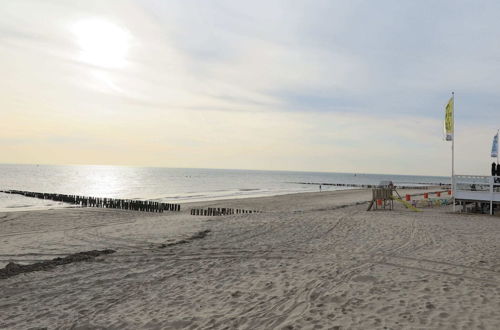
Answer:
[72,18,130,68]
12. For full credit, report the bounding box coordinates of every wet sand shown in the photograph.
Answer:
[1,189,500,329]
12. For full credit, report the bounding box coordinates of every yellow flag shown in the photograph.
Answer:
[444,97,453,141]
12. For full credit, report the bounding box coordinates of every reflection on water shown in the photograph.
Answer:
[0,164,449,210]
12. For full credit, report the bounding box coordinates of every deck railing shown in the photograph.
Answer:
[454,175,500,214]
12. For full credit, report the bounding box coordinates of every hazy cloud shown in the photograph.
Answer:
[1,0,499,175]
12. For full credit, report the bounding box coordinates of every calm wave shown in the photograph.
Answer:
[0,164,449,211]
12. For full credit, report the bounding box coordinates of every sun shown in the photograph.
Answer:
[72,18,130,68]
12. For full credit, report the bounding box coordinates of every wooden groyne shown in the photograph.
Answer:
[293,182,450,190]
[2,190,180,213]
[190,207,261,216]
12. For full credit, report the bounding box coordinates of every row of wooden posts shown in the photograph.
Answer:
[190,207,261,216]
[1,190,266,216]
[297,182,450,190]
[2,190,181,213]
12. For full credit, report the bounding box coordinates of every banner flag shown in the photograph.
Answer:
[492,132,499,158]
[444,97,454,141]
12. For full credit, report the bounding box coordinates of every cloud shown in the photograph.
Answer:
[0,0,499,175]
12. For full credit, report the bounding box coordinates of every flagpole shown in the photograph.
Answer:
[452,91,455,212]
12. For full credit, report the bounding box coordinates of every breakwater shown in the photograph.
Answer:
[2,190,180,213]
[190,207,260,216]
[293,182,450,190]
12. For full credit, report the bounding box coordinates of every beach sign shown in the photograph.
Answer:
[492,132,499,158]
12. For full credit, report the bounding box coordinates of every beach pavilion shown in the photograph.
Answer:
[454,175,500,215]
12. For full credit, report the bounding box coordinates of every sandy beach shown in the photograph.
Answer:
[1,189,500,329]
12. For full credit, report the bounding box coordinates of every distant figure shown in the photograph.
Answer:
[492,163,497,176]
[319,185,322,192]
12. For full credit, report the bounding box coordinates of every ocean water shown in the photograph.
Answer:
[0,164,449,211]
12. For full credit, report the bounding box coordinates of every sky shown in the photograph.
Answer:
[1,0,499,176]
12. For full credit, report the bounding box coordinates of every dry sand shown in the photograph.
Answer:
[1,189,500,329]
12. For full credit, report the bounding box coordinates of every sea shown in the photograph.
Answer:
[0,164,450,212]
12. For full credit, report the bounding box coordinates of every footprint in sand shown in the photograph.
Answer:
[351,275,377,283]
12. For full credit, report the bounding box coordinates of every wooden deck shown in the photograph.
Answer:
[454,175,500,214]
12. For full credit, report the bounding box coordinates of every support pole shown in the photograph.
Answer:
[490,176,494,216]
[452,92,456,212]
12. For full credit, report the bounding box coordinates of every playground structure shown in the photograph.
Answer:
[366,174,500,214]
[404,190,452,209]
[367,188,394,210]
[368,186,452,212]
